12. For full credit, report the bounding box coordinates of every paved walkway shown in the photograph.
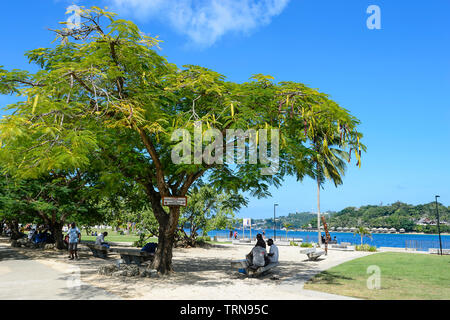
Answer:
[0,244,117,300]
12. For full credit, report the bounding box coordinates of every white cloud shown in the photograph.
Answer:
[108,0,290,47]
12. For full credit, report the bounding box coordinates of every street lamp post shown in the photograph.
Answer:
[274,204,278,241]
[435,195,443,256]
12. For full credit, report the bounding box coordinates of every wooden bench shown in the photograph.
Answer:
[300,248,325,261]
[86,243,110,258]
[112,248,155,266]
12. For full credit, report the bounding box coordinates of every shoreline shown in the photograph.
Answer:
[210,230,450,237]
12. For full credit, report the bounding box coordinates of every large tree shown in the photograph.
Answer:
[0,7,363,274]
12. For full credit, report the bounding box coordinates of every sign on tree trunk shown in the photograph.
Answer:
[162,196,187,207]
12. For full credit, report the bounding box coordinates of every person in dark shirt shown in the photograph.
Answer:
[255,233,266,248]
[141,242,158,254]
[246,233,266,267]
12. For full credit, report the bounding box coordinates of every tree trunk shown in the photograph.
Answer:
[151,206,181,274]
[9,220,21,240]
[317,177,321,245]
[0,220,4,235]
[51,222,65,250]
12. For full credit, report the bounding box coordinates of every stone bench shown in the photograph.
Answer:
[86,243,110,258]
[300,248,325,261]
[428,248,450,255]
[112,248,155,266]
[330,243,355,251]
[230,259,279,277]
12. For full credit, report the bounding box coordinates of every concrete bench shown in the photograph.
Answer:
[274,240,291,246]
[112,248,155,266]
[231,240,252,245]
[85,243,110,258]
[248,262,279,277]
[429,248,450,255]
[300,248,325,261]
[230,259,279,277]
[330,243,355,251]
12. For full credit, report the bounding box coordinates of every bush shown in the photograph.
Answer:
[290,241,299,246]
[133,233,155,248]
[356,244,377,252]
[196,236,211,244]
[300,242,313,248]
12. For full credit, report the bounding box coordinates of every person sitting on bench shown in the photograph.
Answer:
[246,234,267,270]
[250,245,267,269]
[245,233,266,265]
[141,242,158,254]
[95,231,109,248]
[255,233,266,248]
[265,238,278,266]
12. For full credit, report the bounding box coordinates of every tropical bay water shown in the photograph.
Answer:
[206,229,450,252]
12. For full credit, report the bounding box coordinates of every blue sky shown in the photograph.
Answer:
[1,0,449,219]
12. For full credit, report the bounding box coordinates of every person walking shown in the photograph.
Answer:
[67,222,81,260]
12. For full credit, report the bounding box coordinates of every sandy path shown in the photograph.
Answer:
[0,243,116,300]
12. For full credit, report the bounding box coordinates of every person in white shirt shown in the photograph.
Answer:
[67,222,81,260]
[95,232,108,245]
[266,239,279,264]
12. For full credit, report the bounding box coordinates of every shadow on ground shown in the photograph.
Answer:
[306,271,354,285]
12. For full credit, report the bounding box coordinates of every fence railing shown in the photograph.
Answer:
[405,239,450,251]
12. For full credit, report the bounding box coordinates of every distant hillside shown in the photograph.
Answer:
[247,202,449,234]
[253,211,335,229]
[319,201,450,233]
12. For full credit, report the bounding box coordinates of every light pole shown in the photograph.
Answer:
[274,204,278,241]
[435,195,443,256]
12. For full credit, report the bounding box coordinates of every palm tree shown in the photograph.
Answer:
[287,104,365,246]
[354,226,372,245]
[310,133,349,245]
[283,223,293,240]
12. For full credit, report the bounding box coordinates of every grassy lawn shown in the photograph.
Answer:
[304,252,450,300]
[80,229,155,244]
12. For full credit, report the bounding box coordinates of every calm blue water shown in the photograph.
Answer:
[205,229,450,251]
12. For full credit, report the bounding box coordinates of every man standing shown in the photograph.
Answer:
[67,222,81,260]
[266,238,279,265]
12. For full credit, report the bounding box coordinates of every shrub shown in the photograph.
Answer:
[300,242,313,248]
[356,244,377,252]
[196,236,211,244]
[290,241,299,246]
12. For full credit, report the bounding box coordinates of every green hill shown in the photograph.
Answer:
[323,201,449,233]
[253,211,334,229]
[251,202,449,234]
